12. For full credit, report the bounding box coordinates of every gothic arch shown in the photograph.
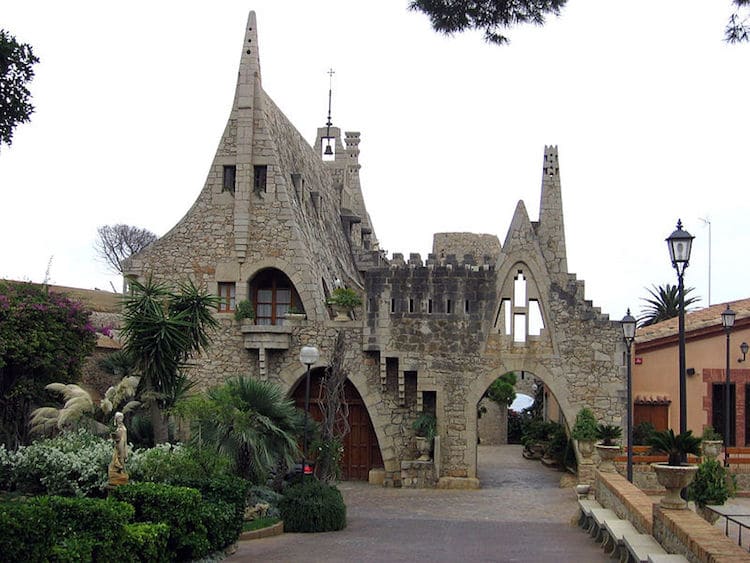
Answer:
[464,360,574,479]
[276,357,391,476]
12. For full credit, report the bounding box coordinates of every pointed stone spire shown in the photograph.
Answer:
[536,145,568,274]
[503,200,536,251]
[232,11,262,263]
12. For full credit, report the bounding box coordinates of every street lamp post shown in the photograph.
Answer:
[299,345,320,469]
[622,309,637,483]
[721,305,736,467]
[666,220,694,443]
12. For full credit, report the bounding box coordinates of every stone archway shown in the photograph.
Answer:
[289,368,384,480]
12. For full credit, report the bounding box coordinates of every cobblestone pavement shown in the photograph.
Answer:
[228,445,608,562]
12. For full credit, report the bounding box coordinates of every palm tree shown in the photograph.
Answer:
[192,376,304,483]
[120,277,219,443]
[638,284,700,327]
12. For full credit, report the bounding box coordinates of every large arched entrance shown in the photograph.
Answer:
[292,369,383,480]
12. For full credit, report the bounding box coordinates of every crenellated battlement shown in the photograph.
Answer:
[387,251,495,272]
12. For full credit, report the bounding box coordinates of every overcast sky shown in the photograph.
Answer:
[1,1,748,323]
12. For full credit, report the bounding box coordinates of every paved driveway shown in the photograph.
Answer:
[228,445,607,562]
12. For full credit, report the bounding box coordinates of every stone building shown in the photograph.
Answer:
[124,11,626,487]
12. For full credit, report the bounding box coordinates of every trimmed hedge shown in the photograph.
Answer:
[111,482,210,560]
[0,499,55,562]
[280,479,346,532]
[0,495,133,563]
[122,522,170,563]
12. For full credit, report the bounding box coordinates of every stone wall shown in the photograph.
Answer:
[432,233,501,266]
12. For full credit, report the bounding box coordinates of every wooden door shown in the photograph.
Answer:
[293,373,383,480]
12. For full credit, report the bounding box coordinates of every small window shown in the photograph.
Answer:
[409,298,415,313]
[253,165,268,193]
[222,165,236,194]
[217,282,236,312]
[464,299,470,314]
[446,299,453,314]
[428,299,433,314]
[390,299,396,313]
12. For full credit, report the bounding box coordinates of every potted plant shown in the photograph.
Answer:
[594,424,622,473]
[234,299,255,326]
[648,429,701,509]
[326,287,362,321]
[700,426,723,461]
[571,408,598,459]
[687,458,736,523]
[412,412,436,461]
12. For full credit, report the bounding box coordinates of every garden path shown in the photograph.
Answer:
[228,445,608,562]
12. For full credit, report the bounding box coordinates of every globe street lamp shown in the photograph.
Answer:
[721,305,736,467]
[622,309,637,483]
[666,220,694,441]
[299,345,320,468]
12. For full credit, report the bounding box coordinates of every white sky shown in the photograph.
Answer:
[1,1,748,322]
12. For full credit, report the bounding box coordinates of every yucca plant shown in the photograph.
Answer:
[648,429,701,466]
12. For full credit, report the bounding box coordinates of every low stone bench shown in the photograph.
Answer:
[590,508,618,542]
[623,533,666,563]
[602,518,638,560]
[577,498,602,529]
[647,555,689,563]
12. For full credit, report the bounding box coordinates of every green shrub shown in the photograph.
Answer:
[37,496,134,561]
[0,499,55,562]
[234,299,255,321]
[280,479,346,532]
[571,408,597,441]
[0,495,133,563]
[122,523,170,563]
[633,421,656,446]
[688,458,736,507]
[9,430,112,497]
[128,443,232,484]
[112,482,209,560]
[201,499,239,551]
[49,536,95,563]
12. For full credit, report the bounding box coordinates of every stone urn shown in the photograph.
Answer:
[415,436,432,461]
[577,439,595,460]
[651,463,699,509]
[332,304,351,322]
[701,440,723,461]
[595,444,621,473]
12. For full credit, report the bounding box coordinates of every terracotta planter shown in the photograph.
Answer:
[701,440,723,461]
[651,463,699,509]
[577,439,595,459]
[595,444,621,473]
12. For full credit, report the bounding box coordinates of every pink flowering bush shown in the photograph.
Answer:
[0,281,96,448]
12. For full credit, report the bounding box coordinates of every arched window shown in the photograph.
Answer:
[249,269,303,325]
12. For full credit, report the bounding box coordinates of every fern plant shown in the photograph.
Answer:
[595,424,622,446]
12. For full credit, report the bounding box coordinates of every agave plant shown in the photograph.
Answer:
[648,429,701,466]
[30,376,141,436]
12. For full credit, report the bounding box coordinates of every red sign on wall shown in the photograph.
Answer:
[634,357,643,365]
